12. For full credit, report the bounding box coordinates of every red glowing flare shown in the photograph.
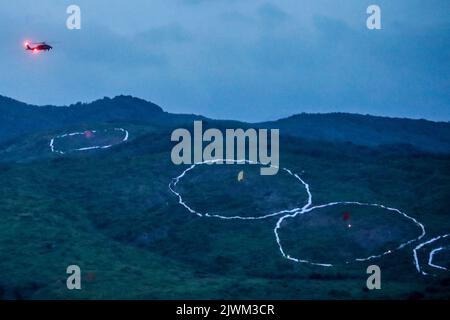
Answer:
[343,212,351,221]
[86,272,96,282]
[84,130,94,139]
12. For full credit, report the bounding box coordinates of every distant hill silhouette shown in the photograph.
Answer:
[1,94,449,153]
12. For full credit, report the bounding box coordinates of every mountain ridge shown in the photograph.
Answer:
[2,94,449,124]
[1,94,450,154]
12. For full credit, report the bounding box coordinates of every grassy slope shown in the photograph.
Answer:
[261,113,450,153]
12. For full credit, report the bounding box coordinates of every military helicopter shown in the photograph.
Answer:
[24,41,53,53]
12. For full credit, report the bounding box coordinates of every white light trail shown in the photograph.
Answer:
[413,233,450,275]
[50,128,129,154]
[169,159,311,220]
[170,160,426,267]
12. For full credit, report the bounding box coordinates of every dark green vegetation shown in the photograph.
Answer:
[432,250,450,271]
[0,95,449,299]
[279,204,422,265]
[261,113,450,154]
[0,95,202,145]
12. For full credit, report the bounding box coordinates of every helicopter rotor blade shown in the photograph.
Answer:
[31,41,60,45]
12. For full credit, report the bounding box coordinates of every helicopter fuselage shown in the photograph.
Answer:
[26,44,53,51]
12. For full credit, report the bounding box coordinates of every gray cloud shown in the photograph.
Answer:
[257,2,289,26]
[138,24,191,45]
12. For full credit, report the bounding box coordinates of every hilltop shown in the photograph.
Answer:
[1,94,449,153]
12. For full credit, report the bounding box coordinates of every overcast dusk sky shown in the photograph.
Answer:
[0,0,449,121]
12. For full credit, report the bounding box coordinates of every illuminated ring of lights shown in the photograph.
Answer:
[429,247,449,271]
[413,234,450,275]
[275,202,426,267]
[169,159,311,220]
[170,163,426,267]
[50,128,129,155]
